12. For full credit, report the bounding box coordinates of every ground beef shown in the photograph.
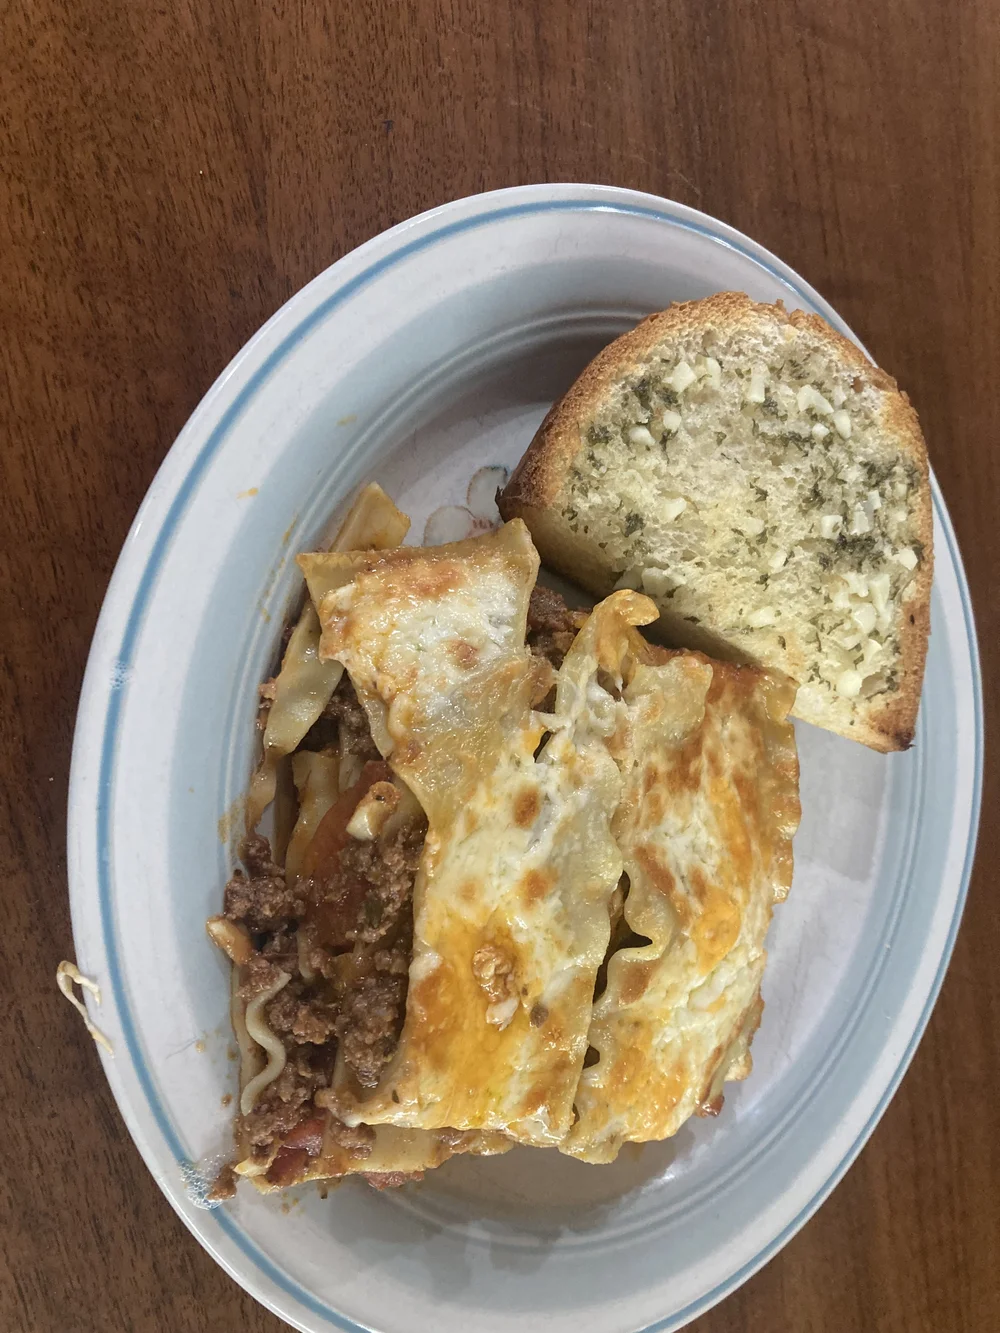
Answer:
[323,674,381,763]
[337,937,411,1088]
[224,871,300,933]
[207,1164,239,1201]
[225,835,305,933]
[245,1085,313,1150]
[243,1045,331,1148]
[261,927,300,972]
[334,819,426,946]
[232,669,430,1161]
[304,932,345,984]
[526,584,583,670]
[265,986,308,1033]
[242,833,282,878]
[305,790,423,1088]
[362,1171,423,1190]
[292,1007,337,1045]
[238,953,288,999]
[471,943,515,1004]
[326,1117,376,1160]
[266,982,339,1045]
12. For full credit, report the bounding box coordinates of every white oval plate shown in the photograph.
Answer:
[68,185,982,1333]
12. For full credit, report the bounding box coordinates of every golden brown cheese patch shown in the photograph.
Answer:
[449,639,480,670]
[564,644,800,1163]
[519,867,553,906]
[513,785,541,828]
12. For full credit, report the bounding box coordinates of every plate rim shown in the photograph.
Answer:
[67,182,984,1333]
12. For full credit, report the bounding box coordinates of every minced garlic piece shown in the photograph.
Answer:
[836,669,863,698]
[628,425,656,448]
[747,367,767,403]
[661,408,682,433]
[849,505,871,535]
[832,409,852,439]
[820,514,843,539]
[668,361,697,394]
[868,571,891,612]
[797,385,834,415]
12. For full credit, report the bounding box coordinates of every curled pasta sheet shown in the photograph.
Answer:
[245,484,410,831]
[228,968,264,1164]
[239,971,292,1116]
[245,602,341,831]
[206,916,254,965]
[284,749,341,886]
[564,637,801,1163]
[306,522,629,1147]
[230,967,260,1094]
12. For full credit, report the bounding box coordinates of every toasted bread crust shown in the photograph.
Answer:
[500,293,933,752]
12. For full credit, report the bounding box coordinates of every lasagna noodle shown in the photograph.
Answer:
[285,750,341,886]
[304,1125,512,1183]
[564,637,801,1163]
[237,1123,512,1192]
[301,522,628,1146]
[240,971,292,1115]
[246,484,410,830]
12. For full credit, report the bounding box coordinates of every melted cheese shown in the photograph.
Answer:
[564,643,800,1162]
[305,522,630,1145]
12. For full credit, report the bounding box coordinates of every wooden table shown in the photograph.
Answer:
[3,0,997,1329]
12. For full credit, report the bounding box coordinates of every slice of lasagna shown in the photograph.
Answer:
[207,487,514,1194]
[207,492,801,1195]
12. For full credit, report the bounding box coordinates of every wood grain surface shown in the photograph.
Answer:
[1,0,997,1329]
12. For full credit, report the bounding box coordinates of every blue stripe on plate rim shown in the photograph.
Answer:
[86,193,984,1332]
